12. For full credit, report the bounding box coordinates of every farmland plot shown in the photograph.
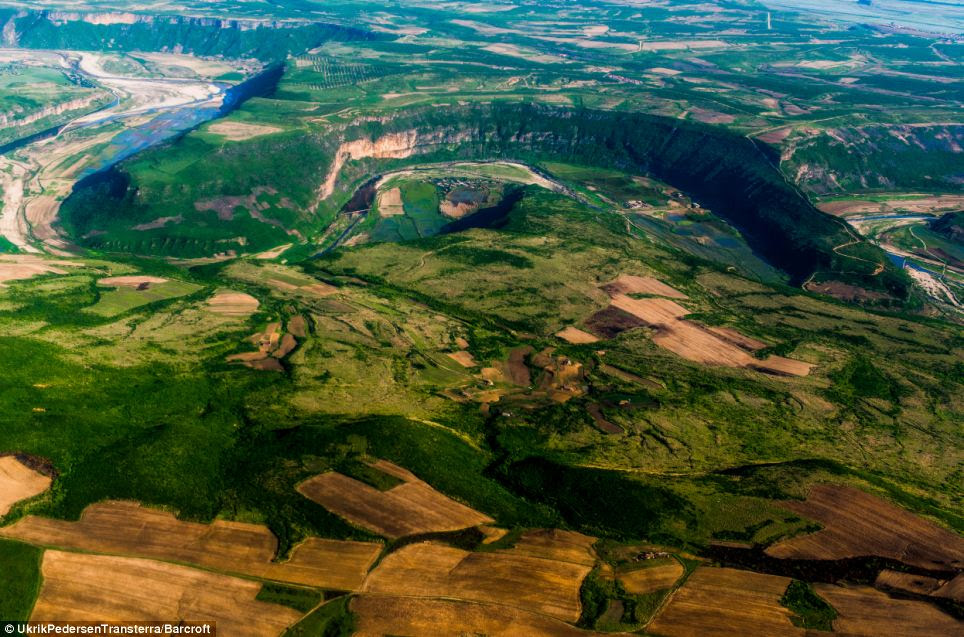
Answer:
[0,456,51,516]
[647,567,804,637]
[362,540,592,622]
[0,500,381,589]
[298,460,493,538]
[31,550,302,636]
[814,584,961,636]
[351,595,603,637]
[765,484,964,570]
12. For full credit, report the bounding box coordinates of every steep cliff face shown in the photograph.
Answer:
[0,93,105,127]
[61,102,907,296]
[786,125,964,195]
[311,104,891,289]
[0,9,380,59]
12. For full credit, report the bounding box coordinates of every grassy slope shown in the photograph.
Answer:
[0,539,42,620]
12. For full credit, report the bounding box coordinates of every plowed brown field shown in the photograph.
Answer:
[647,567,804,637]
[298,460,492,538]
[447,350,477,367]
[814,584,961,636]
[556,326,600,344]
[32,550,302,636]
[207,291,259,316]
[603,294,811,375]
[618,559,684,594]
[610,295,689,324]
[363,541,592,622]
[933,573,964,602]
[602,275,687,299]
[0,456,51,516]
[765,484,964,570]
[97,275,168,287]
[509,529,597,566]
[875,569,943,596]
[0,255,75,284]
[0,500,380,589]
[207,121,282,141]
[351,595,603,637]
[706,327,767,351]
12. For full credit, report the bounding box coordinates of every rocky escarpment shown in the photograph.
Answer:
[0,93,106,127]
[786,124,964,195]
[308,104,906,295]
[62,102,909,297]
[0,9,381,60]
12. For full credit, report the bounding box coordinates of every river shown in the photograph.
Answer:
[0,54,282,253]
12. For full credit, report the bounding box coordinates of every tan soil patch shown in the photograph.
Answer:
[302,282,339,296]
[225,351,268,362]
[618,559,684,594]
[32,550,302,636]
[556,326,600,344]
[455,336,470,349]
[765,484,964,570]
[509,529,597,566]
[298,460,493,539]
[440,200,475,218]
[351,595,601,637]
[648,67,682,76]
[447,350,477,367]
[377,186,405,217]
[0,456,51,516]
[814,584,960,636]
[507,346,533,386]
[97,275,168,288]
[648,567,803,637]
[607,295,810,375]
[749,356,814,377]
[875,569,943,596]
[268,277,338,298]
[207,121,282,141]
[934,573,964,602]
[272,333,298,359]
[228,321,299,369]
[0,500,381,590]
[288,315,308,338]
[603,275,687,299]
[479,525,509,544]
[819,194,964,216]
[207,291,260,316]
[652,320,756,367]
[254,243,292,260]
[363,540,592,622]
[0,255,76,285]
[706,327,767,351]
[480,366,509,384]
[610,295,689,323]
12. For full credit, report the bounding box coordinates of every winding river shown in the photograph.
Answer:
[0,51,281,253]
